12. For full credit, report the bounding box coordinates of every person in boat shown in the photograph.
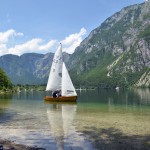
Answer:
[52,91,57,98]
[52,90,61,98]
[57,90,61,97]
[55,89,61,97]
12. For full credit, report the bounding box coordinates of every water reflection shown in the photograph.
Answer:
[46,102,94,150]
[76,89,150,118]
[13,90,40,100]
[0,96,12,109]
[133,88,150,105]
[0,89,149,149]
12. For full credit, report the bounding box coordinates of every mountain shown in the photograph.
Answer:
[0,52,71,85]
[0,1,149,87]
[68,1,150,88]
[0,53,54,85]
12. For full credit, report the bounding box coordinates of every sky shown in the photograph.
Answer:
[0,0,147,56]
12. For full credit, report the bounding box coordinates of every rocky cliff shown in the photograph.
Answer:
[0,52,71,85]
[68,1,150,88]
[0,53,54,85]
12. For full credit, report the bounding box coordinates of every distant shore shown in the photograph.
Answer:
[0,138,45,150]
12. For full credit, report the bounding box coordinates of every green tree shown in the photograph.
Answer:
[0,68,12,90]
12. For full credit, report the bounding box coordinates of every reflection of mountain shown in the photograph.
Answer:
[133,88,150,105]
[46,103,94,150]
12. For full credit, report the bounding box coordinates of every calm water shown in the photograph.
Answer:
[0,89,150,149]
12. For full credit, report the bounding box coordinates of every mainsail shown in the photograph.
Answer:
[46,44,63,91]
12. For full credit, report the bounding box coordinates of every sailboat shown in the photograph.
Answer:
[44,43,77,102]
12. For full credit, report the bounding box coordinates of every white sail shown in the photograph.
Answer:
[46,44,63,91]
[61,63,77,96]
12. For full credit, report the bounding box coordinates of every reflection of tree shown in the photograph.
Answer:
[0,95,13,123]
[0,94,12,110]
[81,127,150,150]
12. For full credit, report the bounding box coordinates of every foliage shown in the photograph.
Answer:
[12,84,46,92]
[0,68,12,90]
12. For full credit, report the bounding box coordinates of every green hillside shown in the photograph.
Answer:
[0,68,12,91]
[68,1,150,88]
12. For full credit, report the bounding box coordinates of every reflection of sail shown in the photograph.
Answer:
[47,103,77,150]
[108,98,114,112]
[46,103,94,150]
[47,104,64,150]
[62,104,76,137]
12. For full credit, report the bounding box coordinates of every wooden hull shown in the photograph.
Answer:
[44,96,77,102]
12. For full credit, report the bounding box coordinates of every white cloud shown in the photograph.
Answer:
[0,28,86,56]
[0,29,24,55]
[39,40,57,51]
[0,29,23,43]
[61,28,87,54]
[0,44,7,55]
[8,39,57,56]
[145,0,148,1]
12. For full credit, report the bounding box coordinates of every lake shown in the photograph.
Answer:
[0,88,150,150]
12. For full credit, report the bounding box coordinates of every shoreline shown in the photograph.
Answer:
[0,138,45,150]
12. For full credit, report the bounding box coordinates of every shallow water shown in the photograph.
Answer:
[0,89,150,149]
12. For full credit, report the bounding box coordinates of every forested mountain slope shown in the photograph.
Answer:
[68,1,150,88]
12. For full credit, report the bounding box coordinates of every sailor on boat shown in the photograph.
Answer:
[52,90,61,98]
[52,91,57,98]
